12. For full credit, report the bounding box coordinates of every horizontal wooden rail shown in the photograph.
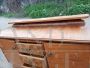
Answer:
[9,14,89,24]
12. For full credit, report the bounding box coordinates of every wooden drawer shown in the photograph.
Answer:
[32,57,46,68]
[17,43,45,57]
[17,43,32,54]
[19,54,32,67]
[31,44,45,57]
[19,54,47,68]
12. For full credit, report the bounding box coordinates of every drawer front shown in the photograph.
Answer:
[32,57,46,68]
[17,43,31,54]
[20,54,32,67]
[17,43,45,57]
[19,54,47,68]
[31,44,45,57]
[17,42,48,68]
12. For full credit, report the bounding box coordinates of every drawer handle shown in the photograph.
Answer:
[46,51,54,57]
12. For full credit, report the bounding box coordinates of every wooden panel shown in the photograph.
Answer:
[0,39,15,50]
[69,52,90,68]
[46,52,65,68]
[0,39,22,68]
[44,43,65,68]
[49,63,64,68]
[44,42,90,68]
[69,52,90,61]
[44,43,90,51]
[46,52,65,63]
[3,50,22,68]
[69,61,89,68]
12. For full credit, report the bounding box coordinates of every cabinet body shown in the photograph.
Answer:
[0,39,90,68]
